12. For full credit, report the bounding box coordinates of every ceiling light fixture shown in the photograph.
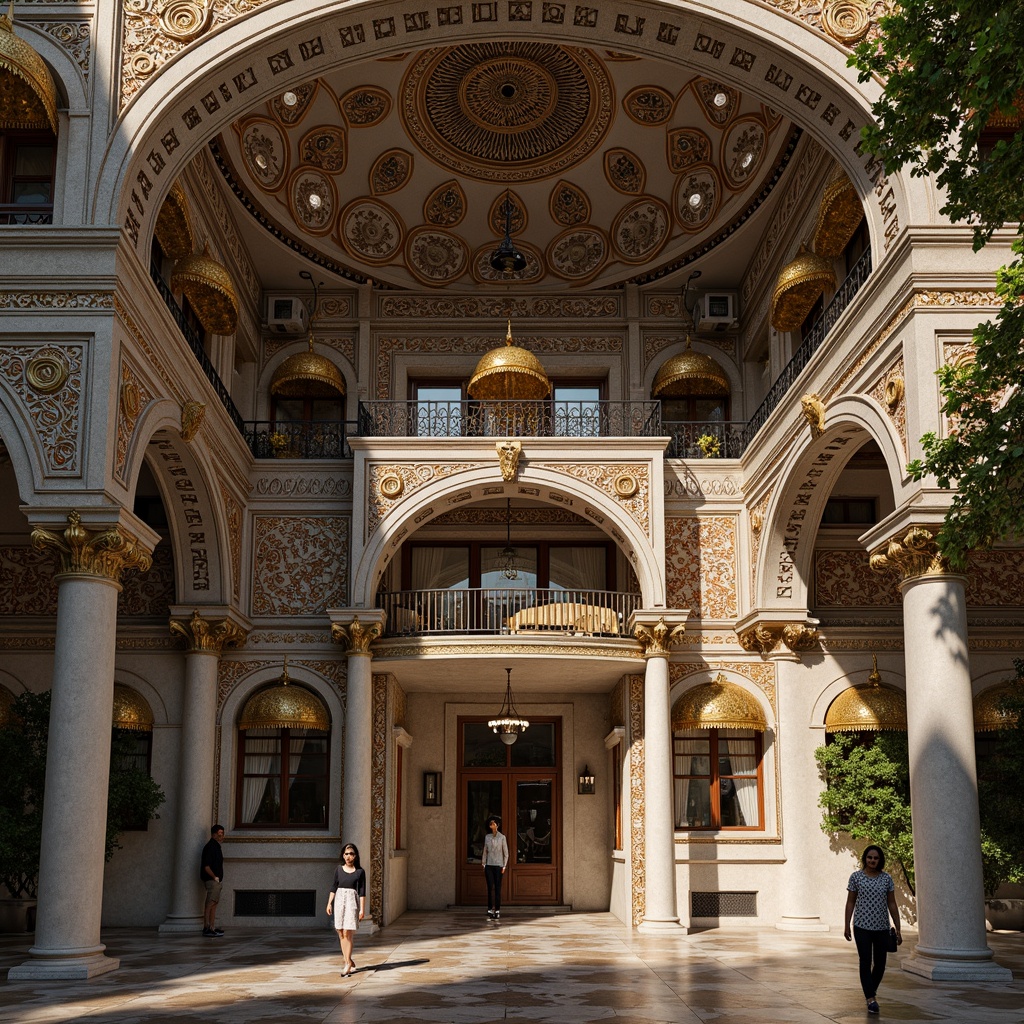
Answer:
[489,189,528,274]
[308,193,322,209]
[713,91,729,107]
[282,90,298,107]
[688,192,703,208]
[488,667,530,745]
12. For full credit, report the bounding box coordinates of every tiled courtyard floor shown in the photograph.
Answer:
[1,912,1022,1023]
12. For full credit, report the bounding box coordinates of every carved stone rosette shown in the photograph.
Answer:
[738,621,820,656]
[169,609,248,653]
[331,616,382,654]
[31,510,152,583]
[633,616,685,658]
[869,527,952,583]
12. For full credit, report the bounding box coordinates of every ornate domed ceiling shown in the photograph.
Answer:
[215,44,797,291]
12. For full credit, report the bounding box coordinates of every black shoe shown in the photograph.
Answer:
[867,1000,879,1014]
[202,928,215,937]
[213,928,224,936]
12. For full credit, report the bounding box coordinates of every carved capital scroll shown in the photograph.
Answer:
[738,620,820,656]
[170,609,247,653]
[869,527,950,583]
[331,615,382,654]
[31,510,152,584]
[633,616,685,658]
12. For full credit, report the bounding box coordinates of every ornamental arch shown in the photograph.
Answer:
[93,0,920,267]
[752,394,906,613]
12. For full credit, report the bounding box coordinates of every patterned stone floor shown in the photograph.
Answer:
[1,912,1022,1023]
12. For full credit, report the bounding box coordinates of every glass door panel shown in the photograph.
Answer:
[465,780,503,864]
[515,780,552,863]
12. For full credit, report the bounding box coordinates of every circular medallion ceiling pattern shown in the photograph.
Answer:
[218,44,797,291]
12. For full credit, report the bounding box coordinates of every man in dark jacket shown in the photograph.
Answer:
[200,824,225,937]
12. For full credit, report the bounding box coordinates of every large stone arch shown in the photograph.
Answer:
[94,0,920,262]
[754,394,909,612]
[350,461,666,608]
[128,401,233,605]
[0,389,48,502]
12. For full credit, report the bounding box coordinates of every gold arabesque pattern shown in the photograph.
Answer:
[652,339,730,397]
[0,8,59,132]
[672,676,767,732]
[112,683,154,732]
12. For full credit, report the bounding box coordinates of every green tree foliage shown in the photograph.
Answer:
[977,660,1024,896]
[814,733,915,893]
[0,690,166,900]
[852,1,1024,567]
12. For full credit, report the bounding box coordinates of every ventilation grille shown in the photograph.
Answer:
[234,890,317,917]
[691,891,757,918]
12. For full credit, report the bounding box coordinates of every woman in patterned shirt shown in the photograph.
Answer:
[844,844,903,1014]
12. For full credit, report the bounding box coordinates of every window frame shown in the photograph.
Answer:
[0,130,57,225]
[672,727,764,831]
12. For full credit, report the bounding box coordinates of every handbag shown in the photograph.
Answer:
[887,927,899,952]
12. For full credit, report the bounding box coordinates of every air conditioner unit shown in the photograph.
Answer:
[692,291,738,331]
[266,295,309,335]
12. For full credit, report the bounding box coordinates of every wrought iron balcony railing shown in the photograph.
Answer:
[358,399,662,439]
[664,421,747,459]
[149,261,245,432]
[376,587,641,638]
[243,420,357,459]
[0,204,53,224]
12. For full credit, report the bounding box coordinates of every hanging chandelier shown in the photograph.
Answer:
[498,498,519,580]
[488,667,530,745]
[489,190,528,273]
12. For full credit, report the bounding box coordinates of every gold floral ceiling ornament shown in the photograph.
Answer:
[652,337,730,397]
[672,674,767,732]
[239,661,330,731]
[170,242,239,335]
[0,4,59,133]
[770,245,837,332]
[973,684,1019,733]
[468,321,550,400]
[154,182,195,261]
[270,271,346,399]
[812,168,864,258]
[112,683,154,732]
[824,655,907,732]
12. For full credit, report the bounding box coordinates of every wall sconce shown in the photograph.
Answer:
[578,765,595,795]
[423,771,441,806]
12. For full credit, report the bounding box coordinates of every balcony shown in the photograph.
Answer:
[664,420,747,459]
[243,420,357,459]
[376,588,640,639]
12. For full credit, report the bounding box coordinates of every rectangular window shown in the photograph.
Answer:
[673,728,763,830]
[0,133,56,224]
[238,728,329,828]
[552,384,602,437]
[411,383,464,436]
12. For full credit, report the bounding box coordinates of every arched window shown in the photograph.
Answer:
[237,677,331,828]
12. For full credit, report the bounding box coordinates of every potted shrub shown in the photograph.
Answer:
[0,691,166,932]
[696,433,721,458]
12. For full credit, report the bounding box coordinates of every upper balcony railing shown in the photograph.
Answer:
[149,261,245,433]
[0,204,53,224]
[243,419,357,459]
[358,399,663,439]
[664,420,747,459]
[376,587,640,639]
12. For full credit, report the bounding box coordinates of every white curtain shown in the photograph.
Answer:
[242,729,278,823]
[721,733,759,826]
[411,547,469,589]
[549,546,606,591]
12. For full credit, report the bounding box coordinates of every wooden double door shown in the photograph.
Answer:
[456,717,561,906]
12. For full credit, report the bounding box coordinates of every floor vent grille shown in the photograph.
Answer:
[691,891,757,918]
[234,890,317,917]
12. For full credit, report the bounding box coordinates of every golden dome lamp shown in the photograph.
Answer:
[824,655,907,733]
[671,675,767,732]
[154,182,195,261]
[270,270,346,399]
[0,4,59,133]
[239,661,330,732]
[652,337,731,398]
[769,244,836,333]
[812,169,864,258]
[468,320,550,401]
[111,684,155,732]
[973,684,1019,733]
[170,242,239,335]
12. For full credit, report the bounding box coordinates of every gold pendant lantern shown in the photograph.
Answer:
[0,5,59,133]
[468,321,550,401]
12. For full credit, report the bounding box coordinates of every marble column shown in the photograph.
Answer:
[10,512,153,981]
[871,529,1011,981]
[632,613,686,932]
[160,610,247,934]
[330,611,384,931]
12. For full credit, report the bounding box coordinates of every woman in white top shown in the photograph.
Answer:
[844,844,902,1015]
[482,816,509,919]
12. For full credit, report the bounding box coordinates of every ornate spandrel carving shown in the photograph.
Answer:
[31,510,152,583]
[870,527,952,582]
[331,616,382,654]
[633,617,685,657]
[496,439,522,482]
[170,609,247,653]
[738,621,820,656]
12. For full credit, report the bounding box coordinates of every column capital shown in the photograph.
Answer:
[169,608,248,653]
[30,510,153,584]
[329,609,386,654]
[737,618,820,658]
[869,526,958,584]
[629,611,688,659]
